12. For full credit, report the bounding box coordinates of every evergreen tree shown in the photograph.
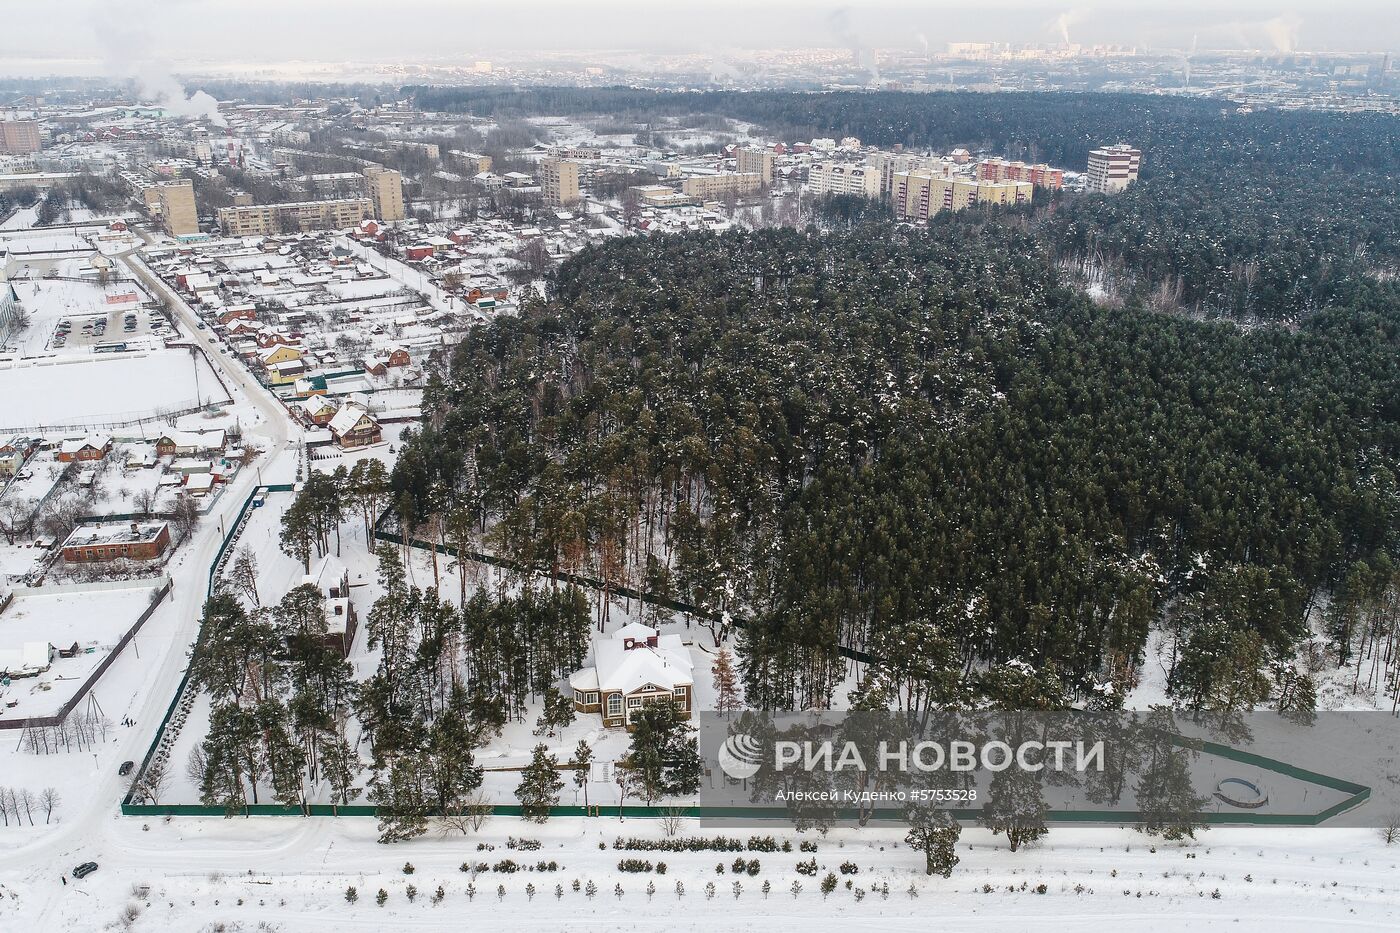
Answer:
[904,805,962,877]
[535,686,575,737]
[1134,707,1210,841]
[982,766,1048,853]
[572,739,593,809]
[624,702,704,803]
[516,744,564,823]
[711,647,741,717]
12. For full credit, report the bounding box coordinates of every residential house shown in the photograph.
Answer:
[57,434,112,463]
[0,435,39,477]
[258,344,304,384]
[568,622,694,728]
[301,554,358,656]
[154,429,226,458]
[327,404,381,449]
[216,304,257,326]
[298,394,339,426]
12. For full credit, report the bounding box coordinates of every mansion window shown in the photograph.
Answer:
[606,695,622,717]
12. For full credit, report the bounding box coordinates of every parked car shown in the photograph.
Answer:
[72,862,98,879]
[118,760,134,776]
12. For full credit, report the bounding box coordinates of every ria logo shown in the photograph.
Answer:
[718,733,764,780]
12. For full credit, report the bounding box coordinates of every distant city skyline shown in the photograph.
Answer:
[1,0,1398,77]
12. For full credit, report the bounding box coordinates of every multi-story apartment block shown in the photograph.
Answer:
[865,152,954,198]
[361,165,405,221]
[735,147,775,184]
[155,129,213,163]
[551,146,602,161]
[678,172,762,200]
[142,179,200,237]
[395,141,440,160]
[540,158,581,205]
[894,173,1033,221]
[0,120,42,154]
[977,158,1065,190]
[806,161,881,199]
[1085,144,1141,194]
[449,150,493,174]
[217,197,373,236]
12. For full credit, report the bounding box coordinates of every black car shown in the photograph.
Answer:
[72,862,98,879]
[118,760,134,776]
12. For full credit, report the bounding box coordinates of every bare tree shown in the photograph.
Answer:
[134,760,169,805]
[0,496,36,544]
[133,487,156,516]
[19,788,35,825]
[39,492,85,542]
[1381,811,1400,845]
[439,790,493,835]
[170,493,200,545]
[660,807,687,838]
[39,786,59,824]
[186,746,209,791]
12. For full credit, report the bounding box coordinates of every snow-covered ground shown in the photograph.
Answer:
[0,582,166,721]
[0,817,1396,931]
[0,350,227,427]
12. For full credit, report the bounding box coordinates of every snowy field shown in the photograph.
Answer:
[0,818,1396,931]
[0,583,165,721]
[0,349,227,427]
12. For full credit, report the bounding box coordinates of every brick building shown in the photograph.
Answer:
[61,521,171,563]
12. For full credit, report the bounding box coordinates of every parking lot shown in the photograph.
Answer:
[48,305,176,352]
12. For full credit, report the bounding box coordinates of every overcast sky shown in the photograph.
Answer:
[3,0,1396,71]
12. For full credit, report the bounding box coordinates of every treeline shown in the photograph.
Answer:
[391,223,1400,714]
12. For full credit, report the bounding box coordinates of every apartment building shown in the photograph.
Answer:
[864,152,954,197]
[155,129,213,164]
[540,158,581,205]
[894,173,1033,221]
[735,147,775,184]
[217,197,373,236]
[551,146,602,160]
[1085,144,1141,194]
[448,150,493,174]
[361,165,405,222]
[678,172,763,199]
[142,179,200,237]
[977,157,1065,190]
[0,120,41,154]
[396,141,440,160]
[806,161,881,199]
